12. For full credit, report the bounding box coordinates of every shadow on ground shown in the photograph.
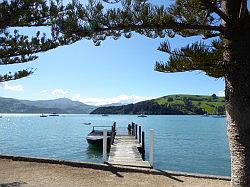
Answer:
[105,163,184,182]
[0,181,27,187]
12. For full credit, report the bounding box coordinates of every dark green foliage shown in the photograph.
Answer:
[2,0,243,81]
[212,93,217,99]
[214,105,225,115]
[217,105,225,115]
[0,0,79,82]
[183,97,193,107]
[54,0,227,78]
[167,97,173,102]
[155,40,225,78]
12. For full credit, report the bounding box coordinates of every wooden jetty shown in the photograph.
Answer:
[106,123,152,168]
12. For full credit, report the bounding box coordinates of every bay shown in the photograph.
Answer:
[0,114,230,176]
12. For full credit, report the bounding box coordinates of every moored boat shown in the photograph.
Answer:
[212,115,226,118]
[86,126,114,146]
[40,114,47,117]
[138,114,147,117]
[83,122,91,125]
[202,113,209,117]
[49,113,59,116]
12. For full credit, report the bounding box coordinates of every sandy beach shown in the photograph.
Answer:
[0,157,230,187]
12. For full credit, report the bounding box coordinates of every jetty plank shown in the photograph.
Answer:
[108,135,151,168]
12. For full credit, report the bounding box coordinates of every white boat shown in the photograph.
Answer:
[86,126,113,145]
[202,113,209,117]
[212,115,226,118]
[138,114,147,117]
[40,114,47,117]
[49,113,59,116]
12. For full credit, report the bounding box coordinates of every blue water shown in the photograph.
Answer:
[0,114,230,176]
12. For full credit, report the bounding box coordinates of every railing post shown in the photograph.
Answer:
[131,123,134,136]
[142,131,145,160]
[110,126,114,145]
[103,129,107,163]
[127,124,130,135]
[139,126,141,143]
[150,129,154,167]
[135,124,138,139]
[113,122,116,131]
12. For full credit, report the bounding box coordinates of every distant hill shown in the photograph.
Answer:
[91,94,225,115]
[0,97,97,114]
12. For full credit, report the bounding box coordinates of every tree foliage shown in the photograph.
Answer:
[2,0,247,81]
[53,0,238,78]
[0,0,80,82]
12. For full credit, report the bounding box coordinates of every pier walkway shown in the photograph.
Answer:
[107,125,151,168]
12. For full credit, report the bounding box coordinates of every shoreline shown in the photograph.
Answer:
[0,154,230,186]
[0,154,230,180]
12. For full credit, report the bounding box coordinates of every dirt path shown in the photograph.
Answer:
[0,158,230,187]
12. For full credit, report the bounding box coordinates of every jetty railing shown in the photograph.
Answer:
[127,122,154,167]
[103,122,154,168]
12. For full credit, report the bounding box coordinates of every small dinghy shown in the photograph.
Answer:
[83,122,91,125]
[40,114,47,117]
[49,113,59,116]
[86,126,113,145]
[138,114,147,117]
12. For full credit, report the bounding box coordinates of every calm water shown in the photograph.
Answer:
[0,114,230,176]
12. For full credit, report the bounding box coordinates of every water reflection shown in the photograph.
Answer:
[86,144,102,159]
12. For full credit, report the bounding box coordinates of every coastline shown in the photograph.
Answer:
[0,155,230,187]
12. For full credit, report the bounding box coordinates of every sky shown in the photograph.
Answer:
[0,1,225,106]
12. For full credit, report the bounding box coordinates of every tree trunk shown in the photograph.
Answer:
[226,74,250,187]
[223,9,250,185]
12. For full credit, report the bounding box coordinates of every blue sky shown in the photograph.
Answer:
[0,2,225,106]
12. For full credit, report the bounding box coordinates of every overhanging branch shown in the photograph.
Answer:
[202,0,230,23]
[70,22,223,36]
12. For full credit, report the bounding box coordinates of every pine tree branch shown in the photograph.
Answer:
[155,40,225,78]
[202,32,220,39]
[5,23,52,28]
[0,69,33,82]
[70,22,223,37]
[0,35,81,63]
[202,0,230,23]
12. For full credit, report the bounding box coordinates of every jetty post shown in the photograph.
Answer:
[142,131,145,160]
[110,122,116,145]
[139,126,141,143]
[110,126,114,145]
[103,129,107,162]
[135,124,138,139]
[149,129,154,167]
[131,123,135,136]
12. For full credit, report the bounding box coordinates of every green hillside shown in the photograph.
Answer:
[154,94,225,115]
[91,94,225,115]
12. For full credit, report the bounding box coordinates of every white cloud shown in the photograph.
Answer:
[0,82,24,92]
[52,88,70,96]
[40,90,48,94]
[218,90,225,97]
[72,94,154,106]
